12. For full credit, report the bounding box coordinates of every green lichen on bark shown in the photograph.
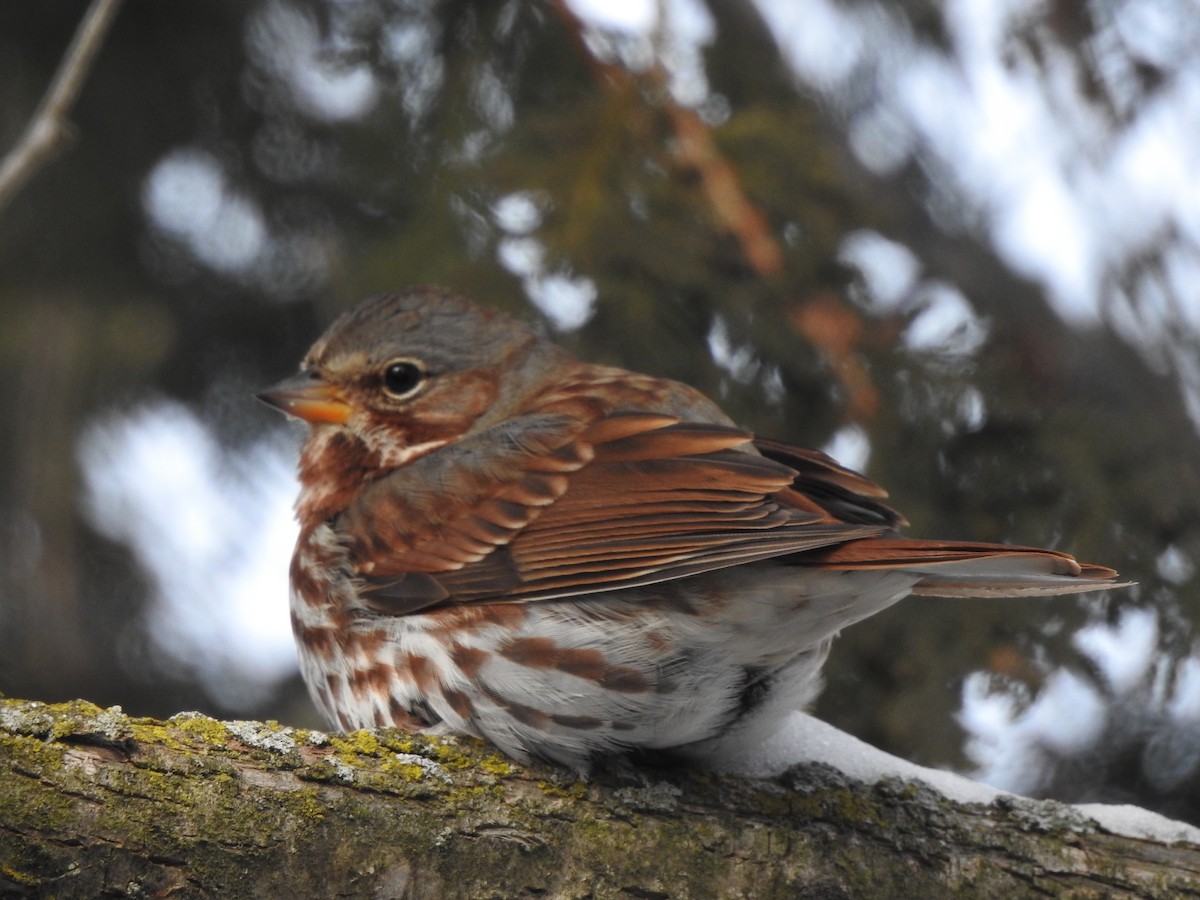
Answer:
[1,698,1199,898]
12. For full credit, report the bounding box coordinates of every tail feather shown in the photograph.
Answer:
[802,538,1129,598]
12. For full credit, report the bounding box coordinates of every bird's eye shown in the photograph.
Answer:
[381,359,425,398]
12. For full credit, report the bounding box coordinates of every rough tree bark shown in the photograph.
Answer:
[1,698,1198,898]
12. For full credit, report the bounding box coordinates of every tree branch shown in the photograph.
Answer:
[0,0,125,215]
[2,698,1199,897]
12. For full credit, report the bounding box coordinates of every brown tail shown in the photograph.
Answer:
[802,538,1129,598]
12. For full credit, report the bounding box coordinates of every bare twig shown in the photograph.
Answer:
[666,104,784,278]
[0,0,125,215]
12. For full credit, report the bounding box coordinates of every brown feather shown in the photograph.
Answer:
[349,395,1123,613]
[799,537,1127,597]
[356,414,892,610]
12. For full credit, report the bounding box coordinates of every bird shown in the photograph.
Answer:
[258,285,1126,771]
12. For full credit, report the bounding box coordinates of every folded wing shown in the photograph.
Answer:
[348,412,1125,613]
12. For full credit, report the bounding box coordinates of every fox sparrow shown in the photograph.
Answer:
[259,286,1124,770]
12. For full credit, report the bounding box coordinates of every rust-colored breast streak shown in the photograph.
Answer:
[441,688,476,720]
[295,429,376,528]
[497,636,651,693]
[290,614,337,656]
[449,643,489,678]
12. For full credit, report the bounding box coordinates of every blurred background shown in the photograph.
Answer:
[3,0,1200,822]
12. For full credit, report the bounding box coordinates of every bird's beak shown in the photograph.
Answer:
[257,370,352,425]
